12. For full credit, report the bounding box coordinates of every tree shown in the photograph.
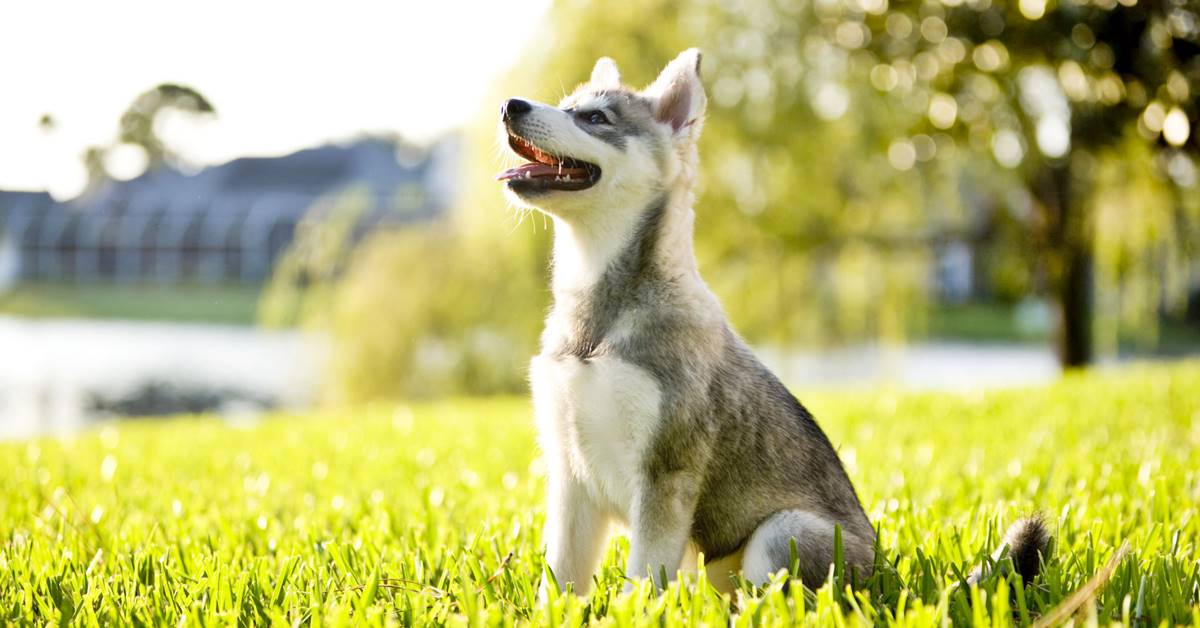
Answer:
[76,83,216,196]
[849,0,1200,366]
[118,83,216,170]
[317,0,1199,399]
[313,0,950,399]
[464,0,944,348]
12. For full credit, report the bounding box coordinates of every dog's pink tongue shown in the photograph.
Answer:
[496,162,587,181]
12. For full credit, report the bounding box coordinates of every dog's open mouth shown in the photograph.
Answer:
[496,132,600,192]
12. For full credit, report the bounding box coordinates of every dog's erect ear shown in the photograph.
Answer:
[644,48,706,135]
[590,57,622,90]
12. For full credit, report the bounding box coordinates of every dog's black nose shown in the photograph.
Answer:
[501,98,532,121]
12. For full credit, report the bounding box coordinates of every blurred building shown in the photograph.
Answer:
[0,136,453,288]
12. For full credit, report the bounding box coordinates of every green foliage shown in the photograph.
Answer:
[317,223,541,400]
[311,0,946,400]
[2,361,1199,624]
[482,0,953,348]
[1090,135,1200,354]
[259,185,545,399]
[852,0,1200,364]
[304,0,1199,399]
[259,186,372,330]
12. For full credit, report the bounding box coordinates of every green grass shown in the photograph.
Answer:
[0,282,262,325]
[925,302,1047,344]
[2,363,1199,625]
[925,301,1200,354]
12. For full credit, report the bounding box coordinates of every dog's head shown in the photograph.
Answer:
[497,49,707,219]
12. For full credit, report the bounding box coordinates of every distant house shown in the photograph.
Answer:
[0,136,453,286]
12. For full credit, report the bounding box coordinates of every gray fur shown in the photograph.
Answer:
[523,49,875,595]
[553,193,668,361]
[566,90,659,156]
[1005,516,1050,580]
[521,51,1047,597]
[540,190,876,587]
[743,510,875,586]
[968,516,1051,585]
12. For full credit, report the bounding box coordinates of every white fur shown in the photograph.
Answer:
[501,98,660,227]
[511,50,879,598]
[502,50,706,259]
[590,57,622,90]
[530,350,664,595]
[643,48,707,141]
[531,352,662,515]
[512,49,735,596]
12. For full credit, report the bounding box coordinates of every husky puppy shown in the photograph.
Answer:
[497,49,1047,595]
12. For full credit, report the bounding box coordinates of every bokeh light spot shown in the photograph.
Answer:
[1163,108,1191,146]
[928,93,958,129]
[992,129,1025,168]
[1019,0,1046,20]
[888,139,917,170]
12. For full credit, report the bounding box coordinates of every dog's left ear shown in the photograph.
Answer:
[590,57,622,89]
[644,48,706,137]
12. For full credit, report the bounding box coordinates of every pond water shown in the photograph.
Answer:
[0,315,1064,440]
[0,316,325,440]
[759,342,1061,393]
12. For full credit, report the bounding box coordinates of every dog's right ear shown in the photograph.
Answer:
[590,57,622,90]
[644,48,706,138]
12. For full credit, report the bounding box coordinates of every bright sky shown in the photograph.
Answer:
[0,1,551,199]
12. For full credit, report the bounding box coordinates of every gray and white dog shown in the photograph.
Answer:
[497,49,1047,596]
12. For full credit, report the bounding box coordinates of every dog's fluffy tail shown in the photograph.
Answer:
[968,516,1051,585]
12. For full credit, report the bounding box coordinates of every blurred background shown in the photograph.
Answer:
[1,0,1197,439]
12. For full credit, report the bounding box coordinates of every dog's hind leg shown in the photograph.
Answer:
[741,510,874,589]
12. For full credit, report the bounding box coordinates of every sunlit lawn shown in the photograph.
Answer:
[0,282,262,325]
[2,361,1198,625]
[924,302,1200,353]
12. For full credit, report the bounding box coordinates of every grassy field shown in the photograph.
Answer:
[925,302,1200,353]
[0,282,262,325]
[1,363,1198,625]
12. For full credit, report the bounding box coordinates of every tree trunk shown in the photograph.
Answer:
[1055,242,1093,367]
[1036,163,1094,368]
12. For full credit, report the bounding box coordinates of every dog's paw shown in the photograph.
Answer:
[536,579,553,606]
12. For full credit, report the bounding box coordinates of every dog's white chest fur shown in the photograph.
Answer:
[530,352,662,518]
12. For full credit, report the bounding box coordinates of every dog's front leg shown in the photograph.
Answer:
[540,474,608,599]
[625,471,702,590]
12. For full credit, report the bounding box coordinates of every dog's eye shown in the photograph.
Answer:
[583,111,610,125]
